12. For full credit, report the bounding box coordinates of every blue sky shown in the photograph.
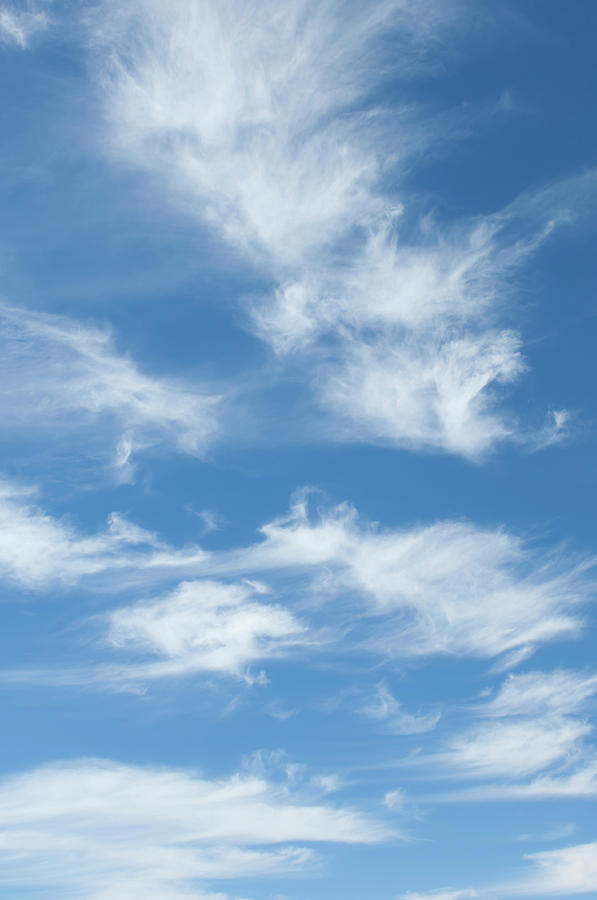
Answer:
[0,1,596,898]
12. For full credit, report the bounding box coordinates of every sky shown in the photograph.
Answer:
[0,1,596,898]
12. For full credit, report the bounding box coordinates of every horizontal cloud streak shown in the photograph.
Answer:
[0,757,391,897]
[405,841,597,898]
[421,669,597,801]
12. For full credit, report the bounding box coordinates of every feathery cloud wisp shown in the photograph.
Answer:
[0,480,206,589]
[0,5,47,48]
[0,305,221,477]
[83,0,595,457]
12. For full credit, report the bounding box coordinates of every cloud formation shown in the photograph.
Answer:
[405,841,597,898]
[105,579,306,682]
[360,682,440,735]
[88,0,453,265]
[0,480,205,589]
[0,757,391,898]
[0,305,221,478]
[207,494,594,663]
[423,669,597,800]
[1,488,594,692]
[82,0,595,457]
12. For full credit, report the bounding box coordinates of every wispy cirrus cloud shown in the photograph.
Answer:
[0,479,206,589]
[87,0,460,266]
[512,841,597,895]
[0,304,221,478]
[81,0,595,458]
[0,757,392,898]
[420,669,597,801]
[403,890,478,900]
[205,492,594,664]
[404,840,597,898]
[1,486,595,692]
[0,4,48,48]
[360,682,440,735]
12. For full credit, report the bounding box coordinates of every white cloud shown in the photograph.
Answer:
[384,789,406,811]
[82,0,596,457]
[105,579,306,681]
[0,485,307,685]
[440,717,591,780]
[0,304,220,477]
[320,329,524,458]
[481,670,597,719]
[1,486,594,699]
[0,6,47,48]
[208,494,594,662]
[406,841,597,899]
[518,823,578,843]
[361,682,440,734]
[528,409,573,452]
[0,479,205,589]
[402,891,477,900]
[449,762,597,802]
[0,757,392,897]
[255,178,592,457]
[87,0,457,266]
[514,842,597,895]
[423,669,597,799]
[2,487,594,673]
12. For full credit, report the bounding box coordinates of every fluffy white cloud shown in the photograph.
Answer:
[105,579,306,681]
[0,304,220,478]
[0,758,391,897]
